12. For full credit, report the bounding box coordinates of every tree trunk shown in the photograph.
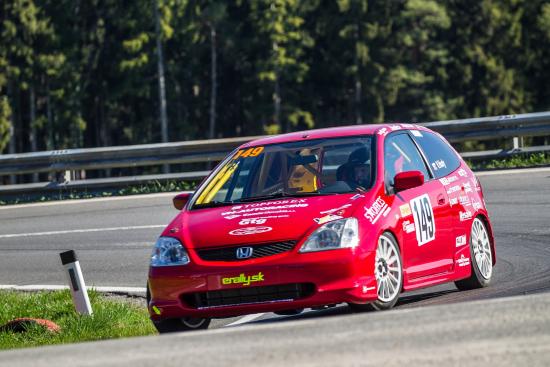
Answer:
[154,0,169,173]
[209,25,217,140]
[29,84,38,182]
[354,73,362,125]
[7,82,16,184]
[274,72,282,132]
[354,19,363,125]
[46,82,54,151]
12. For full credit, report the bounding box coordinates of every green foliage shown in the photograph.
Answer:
[0,290,156,350]
[0,96,11,152]
[469,153,550,170]
[0,0,549,159]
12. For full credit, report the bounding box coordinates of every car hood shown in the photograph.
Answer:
[166,194,366,249]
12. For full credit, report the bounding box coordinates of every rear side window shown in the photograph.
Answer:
[411,130,460,178]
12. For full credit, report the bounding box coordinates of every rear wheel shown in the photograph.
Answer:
[349,232,403,311]
[455,217,493,290]
[147,284,210,333]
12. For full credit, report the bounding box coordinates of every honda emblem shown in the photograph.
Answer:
[236,247,253,259]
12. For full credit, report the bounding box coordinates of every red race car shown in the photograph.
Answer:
[147,124,496,332]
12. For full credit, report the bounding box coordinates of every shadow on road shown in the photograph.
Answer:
[242,288,461,327]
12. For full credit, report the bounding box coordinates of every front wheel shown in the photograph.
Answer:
[147,284,211,333]
[152,317,211,333]
[349,232,403,311]
[455,217,493,290]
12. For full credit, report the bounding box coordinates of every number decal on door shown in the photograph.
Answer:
[410,194,436,246]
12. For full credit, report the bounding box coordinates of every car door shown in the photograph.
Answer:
[384,132,455,279]
[410,129,471,258]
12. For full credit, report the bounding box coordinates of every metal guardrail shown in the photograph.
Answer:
[1,111,549,199]
[0,136,265,176]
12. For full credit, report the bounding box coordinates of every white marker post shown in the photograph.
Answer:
[60,250,93,315]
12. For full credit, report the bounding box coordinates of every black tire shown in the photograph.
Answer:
[147,284,210,333]
[349,232,403,312]
[274,308,304,316]
[152,317,211,333]
[455,217,493,291]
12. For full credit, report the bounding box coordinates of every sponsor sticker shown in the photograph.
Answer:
[402,220,415,234]
[399,203,412,217]
[400,123,415,129]
[458,168,468,177]
[364,197,389,224]
[463,182,473,193]
[377,128,388,136]
[229,226,272,236]
[320,203,352,215]
[222,201,308,218]
[410,194,436,246]
[449,197,458,206]
[224,215,241,220]
[242,210,295,217]
[431,160,447,171]
[447,185,460,195]
[239,218,267,225]
[222,272,265,286]
[231,199,307,210]
[411,130,423,137]
[389,125,402,131]
[314,214,343,225]
[456,235,467,247]
[457,254,470,267]
[459,211,473,221]
[472,201,483,211]
[362,285,376,293]
[474,178,482,192]
[459,196,471,206]
[439,176,458,186]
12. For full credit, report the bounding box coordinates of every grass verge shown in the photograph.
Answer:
[466,152,550,170]
[0,290,155,350]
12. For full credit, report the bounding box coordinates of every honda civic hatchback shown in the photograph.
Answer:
[147,124,496,332]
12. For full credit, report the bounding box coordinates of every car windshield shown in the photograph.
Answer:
[191,136,374,208]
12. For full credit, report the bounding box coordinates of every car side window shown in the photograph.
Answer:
[384,133,431,189]
[411,130,461,179]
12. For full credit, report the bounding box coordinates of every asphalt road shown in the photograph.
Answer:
[1,167,550,327]
[2,292,549,366]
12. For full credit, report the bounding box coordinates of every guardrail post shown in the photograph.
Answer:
[513,136,524,150]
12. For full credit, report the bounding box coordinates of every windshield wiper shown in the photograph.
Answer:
[192,201,236,209]
[288,191,324,197]
[238,192,288,202]
[238,190,323,203]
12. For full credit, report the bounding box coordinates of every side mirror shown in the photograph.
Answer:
[173,193,191,210]
[393,171,424,192]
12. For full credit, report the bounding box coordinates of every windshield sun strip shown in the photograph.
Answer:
[191,135,375,209]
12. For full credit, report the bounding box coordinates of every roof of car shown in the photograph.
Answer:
[241,123,430,148]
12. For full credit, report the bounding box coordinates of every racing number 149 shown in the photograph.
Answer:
[410,194,435,246]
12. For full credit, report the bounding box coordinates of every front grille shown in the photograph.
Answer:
[182,283,315,309]
[196,240,296,262]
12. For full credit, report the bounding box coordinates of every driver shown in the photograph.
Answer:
[347,162,371,190]
[336,147,372,191]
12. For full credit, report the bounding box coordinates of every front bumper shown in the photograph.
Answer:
[148,246,377,320]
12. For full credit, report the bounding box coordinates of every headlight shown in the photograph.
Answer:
[299,217,359,253]
[150,237,190,267]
